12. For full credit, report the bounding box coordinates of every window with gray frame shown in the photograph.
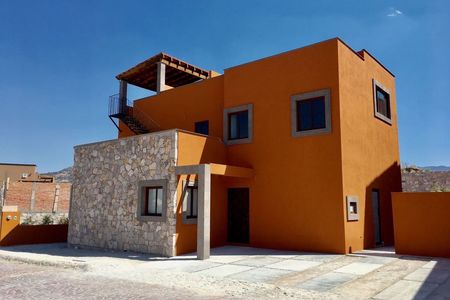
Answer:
[223,104,253,145]
[373,80,392,124]
[182,181,198,224]
[137,179,167,222]
[291,89,331,137]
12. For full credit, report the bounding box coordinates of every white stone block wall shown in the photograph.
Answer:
[68,130,178,256]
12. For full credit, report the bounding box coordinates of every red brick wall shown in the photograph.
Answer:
[57,183,71,212]
[4,182,71,213]
[4,182,33,211]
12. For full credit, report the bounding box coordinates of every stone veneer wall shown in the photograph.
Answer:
[68,130,178,256]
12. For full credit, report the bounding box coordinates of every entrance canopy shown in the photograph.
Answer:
[175,163,254,260]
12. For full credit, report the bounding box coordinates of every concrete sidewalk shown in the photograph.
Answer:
[1,244,449,299]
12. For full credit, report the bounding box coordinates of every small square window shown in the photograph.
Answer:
[223,104,253,145]
[137,179,167,222]
[291,89,331,137]
[195,120,209,135]
[373,80,392,124]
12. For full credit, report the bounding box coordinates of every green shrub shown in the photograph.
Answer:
[41,215,53,225]
[58,216,69,224]
[22,215,34,225]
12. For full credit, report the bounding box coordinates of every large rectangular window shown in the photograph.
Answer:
[228,110,249,140]
[291,89,331,137]
[144,186,163,216]
[296,96,326,131]
[373,80,392,124]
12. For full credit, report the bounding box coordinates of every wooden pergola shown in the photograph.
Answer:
[116,53,211,92]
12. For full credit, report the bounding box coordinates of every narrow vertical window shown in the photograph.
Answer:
[373,80,392,124]
[186,186,198,219]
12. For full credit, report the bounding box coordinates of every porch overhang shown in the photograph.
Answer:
[175,163,254,260]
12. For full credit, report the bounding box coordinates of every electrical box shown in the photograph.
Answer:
[346,196,359,221]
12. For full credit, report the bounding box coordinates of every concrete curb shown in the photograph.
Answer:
[0,252,89,271]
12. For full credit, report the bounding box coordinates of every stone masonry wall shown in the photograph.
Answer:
[68,130,178,256]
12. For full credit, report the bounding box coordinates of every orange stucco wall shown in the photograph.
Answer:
[223,39,346,253]
[116,38,401,254]
[119,76,224,139]
[337,44,402,252]
[0,212,68,246]
[392,192,450,258]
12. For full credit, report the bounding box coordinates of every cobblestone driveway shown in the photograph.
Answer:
[1,244,450,299]
[0,260,212,300]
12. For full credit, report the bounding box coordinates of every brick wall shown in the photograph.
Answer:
[4,181,71,213]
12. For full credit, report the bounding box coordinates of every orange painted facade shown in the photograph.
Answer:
[117,38,401,255]
[0,212,68,246]
[392,192,450,258]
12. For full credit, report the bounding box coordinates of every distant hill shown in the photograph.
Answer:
[43,167,73,183]
[420,165,450,172]
[402,167,450,192]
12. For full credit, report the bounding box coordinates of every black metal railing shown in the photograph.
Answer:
[108,93,130,117]
[108,94,161,132]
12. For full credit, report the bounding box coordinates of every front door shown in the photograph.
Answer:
[227,188,249,244]
[371,189,383,245]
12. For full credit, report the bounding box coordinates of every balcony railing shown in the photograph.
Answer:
[108,94,161,133]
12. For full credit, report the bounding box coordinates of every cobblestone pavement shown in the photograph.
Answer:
[0,260,217,300]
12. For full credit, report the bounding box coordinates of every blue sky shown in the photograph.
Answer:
[0,0,449,172]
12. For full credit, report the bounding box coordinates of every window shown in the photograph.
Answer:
[137,179,167,222]
[373,80,392,124]
[228,110,248,140]
[291,89,331,137]
[182,182,198,224]
[195,120,209,135]
[144,186,163,216]
[186,186,198,218]
[223,104,253,145]
[296,97,326,131]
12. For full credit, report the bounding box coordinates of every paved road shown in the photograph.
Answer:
[0,260,217,300]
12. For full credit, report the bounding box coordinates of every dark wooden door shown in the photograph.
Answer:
[227,188,249,244]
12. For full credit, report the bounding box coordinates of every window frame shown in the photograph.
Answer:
[291,89,331,137]
[182,180,198,224]
[194,120,209,135]
[223,104,253,145]
[137,179,168,222]
[373,79,392,125]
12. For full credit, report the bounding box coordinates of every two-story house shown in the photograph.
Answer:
[68,38,402,259]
